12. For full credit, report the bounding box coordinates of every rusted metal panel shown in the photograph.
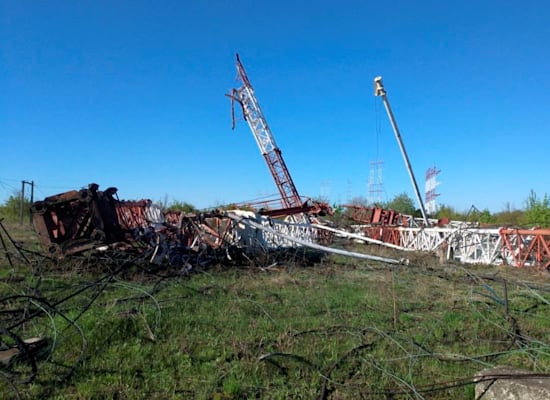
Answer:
[31,184,122,257]
[30,185,243,265]
[345,205,404,226]
[363,226,401,246]
[115,200,159,230]
[237,196,332,218]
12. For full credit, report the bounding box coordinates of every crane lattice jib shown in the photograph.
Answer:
[232,54,302,210]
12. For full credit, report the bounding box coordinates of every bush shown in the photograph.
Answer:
[0,192,31,222]
[525,190,550,228]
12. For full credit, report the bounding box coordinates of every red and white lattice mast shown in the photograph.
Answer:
[226,54,304,212]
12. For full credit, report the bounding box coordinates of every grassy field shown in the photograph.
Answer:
[1,222,550,399]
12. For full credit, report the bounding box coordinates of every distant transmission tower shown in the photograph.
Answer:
[368,160,385,205]
[425,166,441,215]
[320,180,331,202]
[346,179,352,203]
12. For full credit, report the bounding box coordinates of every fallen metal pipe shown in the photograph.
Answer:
[227,213,406,265]
[311,223,412,251]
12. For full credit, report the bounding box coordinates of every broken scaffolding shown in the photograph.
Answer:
[351,218,550,269]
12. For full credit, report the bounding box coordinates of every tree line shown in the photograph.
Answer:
[1,190,549,228]
[336,189,550,228]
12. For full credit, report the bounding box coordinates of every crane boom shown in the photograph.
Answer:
[227,54,303,210]
[374,76,429,225]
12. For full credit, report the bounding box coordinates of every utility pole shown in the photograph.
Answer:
[374,76,429,225]
[20,180,34,224]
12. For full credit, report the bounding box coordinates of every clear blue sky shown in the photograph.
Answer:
[2,1,549,212]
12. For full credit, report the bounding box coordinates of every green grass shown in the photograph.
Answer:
[1,228,550,399]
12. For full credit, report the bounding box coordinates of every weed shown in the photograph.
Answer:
[2,247,550,398]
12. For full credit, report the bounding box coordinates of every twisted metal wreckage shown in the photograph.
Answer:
[28,183,403,266]
[346,207,550,269]
[27,183,550,270]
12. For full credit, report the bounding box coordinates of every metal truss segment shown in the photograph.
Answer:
[229,54,303,211]
[500,229,550,268]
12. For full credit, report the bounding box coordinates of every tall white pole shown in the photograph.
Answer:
[374,76,429,225]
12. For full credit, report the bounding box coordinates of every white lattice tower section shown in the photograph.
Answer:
[425,166,441,215]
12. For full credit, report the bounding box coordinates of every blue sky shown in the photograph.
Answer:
[1,1,549,212]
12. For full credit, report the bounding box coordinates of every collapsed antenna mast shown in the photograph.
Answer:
[374,76,429,225]
[226,54,303,210]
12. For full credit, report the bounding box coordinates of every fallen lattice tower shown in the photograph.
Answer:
[345,204,550,269]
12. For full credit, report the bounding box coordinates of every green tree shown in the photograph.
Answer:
[0,192,31,222]
[494,202,525,227]
[524,190,550,228]
[167,200,197,213]
[385,192,416,215]
[478,209,496,224]
[331,202,344,216]
[464,206,496,224]
[435,204,465,221]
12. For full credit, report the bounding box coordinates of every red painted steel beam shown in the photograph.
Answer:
[499,228,550,269]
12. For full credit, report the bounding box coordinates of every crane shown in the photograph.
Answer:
[226,54,311,216]
[374,76,429,225]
